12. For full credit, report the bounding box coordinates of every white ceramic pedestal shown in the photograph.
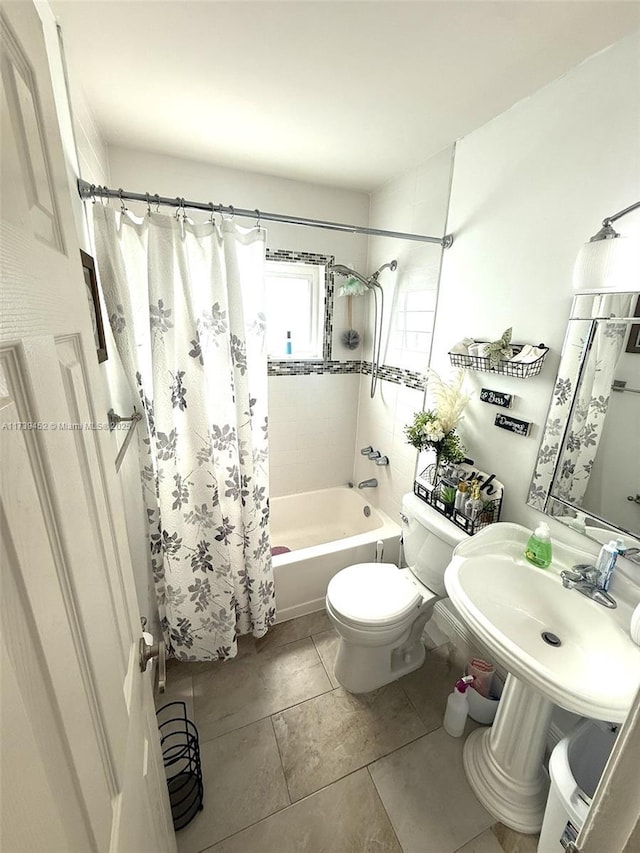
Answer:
[463,673,553,834]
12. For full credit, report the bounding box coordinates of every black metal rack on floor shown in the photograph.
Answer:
[156,701,204,830]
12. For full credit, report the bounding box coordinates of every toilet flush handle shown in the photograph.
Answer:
[399,511,409,524]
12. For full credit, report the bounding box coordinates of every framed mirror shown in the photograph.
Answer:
[528,290,640,545]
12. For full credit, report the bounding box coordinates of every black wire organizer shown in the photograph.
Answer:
[448,342,548,378]
[414,463,503,536]
[156,701,204,830]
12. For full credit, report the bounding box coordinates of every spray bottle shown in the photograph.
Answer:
[443,675,475,737]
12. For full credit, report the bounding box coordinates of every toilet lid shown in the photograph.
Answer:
[327,562,423,627]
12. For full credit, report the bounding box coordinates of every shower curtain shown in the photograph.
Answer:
[554,293,635,505]
[93,205,275,661]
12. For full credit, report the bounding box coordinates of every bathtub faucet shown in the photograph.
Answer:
[358,478,378,489]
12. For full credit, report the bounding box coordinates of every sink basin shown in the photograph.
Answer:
[444,521,640,834]
[445,523,640,721]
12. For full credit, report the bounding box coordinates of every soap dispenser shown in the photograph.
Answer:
[443,675,475,737]
[524,522,552,568]
[464,480,483,521]
[454,480,469,513]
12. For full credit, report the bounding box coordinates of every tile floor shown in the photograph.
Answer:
[158,612,539,853]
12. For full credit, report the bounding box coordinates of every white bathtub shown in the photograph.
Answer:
[269,486,401,622]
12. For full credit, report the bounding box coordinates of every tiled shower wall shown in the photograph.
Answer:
[268,373,360,495]
[355,146,456,518]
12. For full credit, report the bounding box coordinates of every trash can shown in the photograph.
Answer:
[538,718,618,853]
[156,701,204,830]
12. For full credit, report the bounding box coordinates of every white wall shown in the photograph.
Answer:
[268,373,359,494]
[107,147,370,497]
[431,31,640,562]
[353,146,455,518]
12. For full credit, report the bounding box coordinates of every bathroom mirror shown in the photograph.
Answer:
[528,290,640,545]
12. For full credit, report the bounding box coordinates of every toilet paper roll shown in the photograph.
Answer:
[631,603,640,645]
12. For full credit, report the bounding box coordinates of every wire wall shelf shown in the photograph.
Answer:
[448,343,548,378]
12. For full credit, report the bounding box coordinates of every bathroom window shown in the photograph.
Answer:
[388,287,437,370]
[264,261,324,359]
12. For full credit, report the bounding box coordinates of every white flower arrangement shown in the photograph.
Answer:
[404,369,470,466]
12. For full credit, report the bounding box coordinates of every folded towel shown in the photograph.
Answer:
[450,339,471,354]
[511,345,545,363]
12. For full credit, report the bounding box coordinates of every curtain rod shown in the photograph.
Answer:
[77,179,454,248]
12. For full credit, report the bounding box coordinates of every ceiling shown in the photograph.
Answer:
[54,1,640,192]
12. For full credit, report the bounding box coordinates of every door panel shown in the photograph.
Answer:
[0,2,175,850]
[1,348,111,849]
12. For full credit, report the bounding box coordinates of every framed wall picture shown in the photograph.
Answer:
[625,295,640,354]
[81,249,107,363]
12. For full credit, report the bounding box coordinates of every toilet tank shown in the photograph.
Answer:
[401,492,467,596]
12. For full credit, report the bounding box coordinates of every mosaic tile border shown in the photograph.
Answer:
[266,248,335,363]
[361,361,427,391]
[268,359,362,376]
[265,249,426,392]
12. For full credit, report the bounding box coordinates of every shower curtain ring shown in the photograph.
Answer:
[145,192,151,215]
[255,208,261,228]
[118,188,127,213]
[228,205,235,220]
[153,194,160,212]
[209,202,215,224]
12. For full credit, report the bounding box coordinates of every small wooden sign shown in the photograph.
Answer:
[480,387,512,408]
[494,413,531,436]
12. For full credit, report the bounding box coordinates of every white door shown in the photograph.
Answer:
[0,2,177,851]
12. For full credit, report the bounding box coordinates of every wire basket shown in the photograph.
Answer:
[156,701,204,831]
[448,343,548,378]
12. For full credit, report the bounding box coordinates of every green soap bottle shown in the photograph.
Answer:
[524,522,552,568]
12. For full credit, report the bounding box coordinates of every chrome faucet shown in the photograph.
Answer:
[560,563,617,609]
[619,547,640,565]
[358,478,378,489]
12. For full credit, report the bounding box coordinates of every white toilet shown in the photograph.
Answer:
[325,491,467,693]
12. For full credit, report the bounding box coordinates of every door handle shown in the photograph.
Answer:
[139,633,166,693]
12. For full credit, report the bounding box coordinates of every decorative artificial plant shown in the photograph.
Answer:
[405,370,469,476]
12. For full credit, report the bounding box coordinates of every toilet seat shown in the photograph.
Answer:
[326,562,423,629]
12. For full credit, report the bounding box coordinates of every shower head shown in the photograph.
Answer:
[330,260,398,289]
[329,264,370,287]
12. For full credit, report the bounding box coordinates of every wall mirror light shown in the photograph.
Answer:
[528,289,640,546]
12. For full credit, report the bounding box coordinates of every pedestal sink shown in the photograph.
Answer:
[444,522,640,834]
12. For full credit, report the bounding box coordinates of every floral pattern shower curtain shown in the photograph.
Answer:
[93,205,275,660]
[529,293,635,511]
